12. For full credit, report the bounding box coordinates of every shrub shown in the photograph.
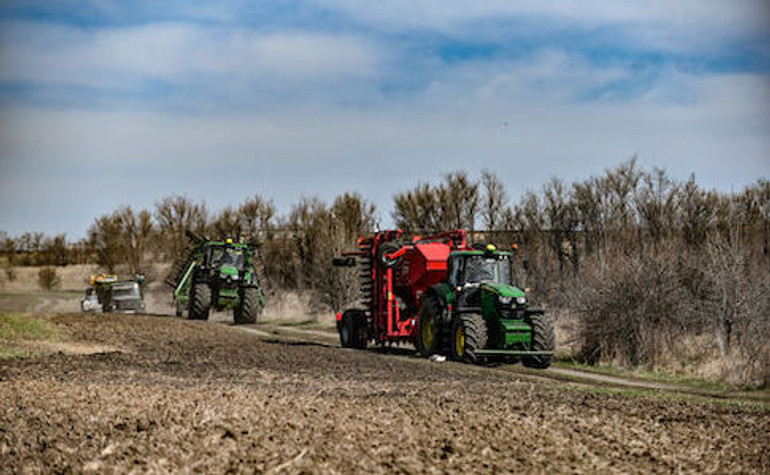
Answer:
[37,267,61,291]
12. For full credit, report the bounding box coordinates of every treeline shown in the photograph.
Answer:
[2,159,767,385]
[390,159,769,386]
[1,193,376,313]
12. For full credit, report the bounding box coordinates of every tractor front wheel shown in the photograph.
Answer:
[235,287,260,324]
[450,313,487,364]
[189,283,211,321]
[339,310,367,349]
[416,296,443,357]
[522,313,555,369]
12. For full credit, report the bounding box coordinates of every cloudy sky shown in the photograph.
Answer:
[1,1,768,238]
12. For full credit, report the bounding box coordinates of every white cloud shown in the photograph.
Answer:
[0,21,380,89]
[313,0,769,53]
[419,50,632,108]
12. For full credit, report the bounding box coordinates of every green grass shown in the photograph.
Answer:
[574,381,770,411]
[554,359,734,393]
[0,313,61,340]
[0,313,63,358]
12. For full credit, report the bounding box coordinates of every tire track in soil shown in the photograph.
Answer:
[240,323,766,403]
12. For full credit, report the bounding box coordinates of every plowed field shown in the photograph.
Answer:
[1,313,768,473]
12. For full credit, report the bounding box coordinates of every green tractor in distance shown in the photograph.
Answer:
[169,231,266,324]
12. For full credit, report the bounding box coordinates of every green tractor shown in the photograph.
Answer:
[170,231,266,324]
[335,230,555,367]
[419,244,555,367]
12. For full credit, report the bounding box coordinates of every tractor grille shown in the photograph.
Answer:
[496,300,515,319]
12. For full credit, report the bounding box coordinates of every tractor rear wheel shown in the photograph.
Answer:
[416,295,443,357]
[339,310,367,349]
[522,313,555,369]
[189,283,211,321]
[450,313,487,363]
[235,287,260,325]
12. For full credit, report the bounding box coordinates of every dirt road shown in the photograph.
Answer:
[2,313,768,473]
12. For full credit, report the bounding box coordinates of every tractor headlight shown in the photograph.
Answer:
[516,296,527,306]
[499,296,512,305]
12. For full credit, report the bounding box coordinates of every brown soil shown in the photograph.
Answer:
[1,313,768,473]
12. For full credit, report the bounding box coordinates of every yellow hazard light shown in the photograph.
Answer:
[486,244,496,252]
[226,238,233,244]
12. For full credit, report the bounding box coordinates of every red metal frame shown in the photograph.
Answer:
[345,229,470,345]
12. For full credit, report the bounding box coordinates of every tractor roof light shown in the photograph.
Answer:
[485,243,496,253]
[226,238,234,244]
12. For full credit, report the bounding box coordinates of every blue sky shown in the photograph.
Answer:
[1,0,769,239]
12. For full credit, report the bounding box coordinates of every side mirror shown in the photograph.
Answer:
[522,258,531,271]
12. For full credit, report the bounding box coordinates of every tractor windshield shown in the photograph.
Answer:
[210,247,245,270]
[112,283,140,299]
[462,255,512,285]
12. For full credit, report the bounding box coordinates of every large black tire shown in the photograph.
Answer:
[522,313,555,369]
[450,313,488,363]
[416,295,443,357]
[234,287,260,324]
[188,283,211,321]
[339,310,367,349]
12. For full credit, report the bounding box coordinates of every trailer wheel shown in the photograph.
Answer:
[339,310,367,349]
[416,295,443,357]
[451,313,487,363]
[522,313,555,369]
[235,287,260,325]
[189,283,211,321]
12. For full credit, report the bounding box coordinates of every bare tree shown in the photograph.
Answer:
[481,170,508,231]
[393,183,441,232]
[154,195,208,265]
[88,207,154,274]
[209,206,241,241]
[239,194,276,242]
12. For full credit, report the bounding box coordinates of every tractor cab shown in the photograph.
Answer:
[448,246,523,308]
[449,249,513,287]
[207,245,246,270]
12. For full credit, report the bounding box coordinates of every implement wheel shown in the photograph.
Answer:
[416,295,442,357]
[522,313,555,369]
[189,283,211,321]
[450,313,487,364]
[235,287,260,325]
[339,310,367,349]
